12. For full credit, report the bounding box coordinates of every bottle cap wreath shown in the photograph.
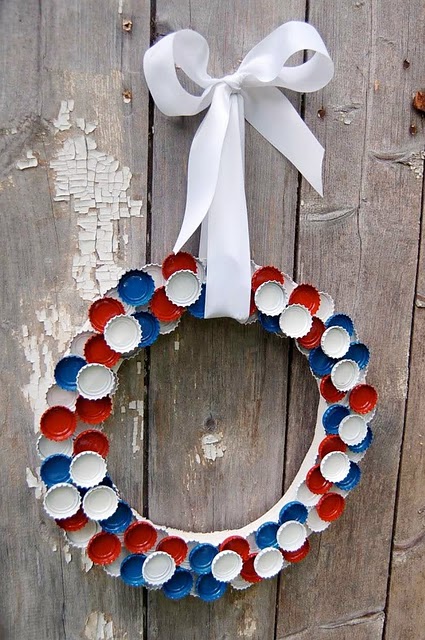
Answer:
[35,22,377,601]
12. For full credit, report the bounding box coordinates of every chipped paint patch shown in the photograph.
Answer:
[129,400,144,454]
[81,550,94,573]
[26,467,45,499]
[201,432,226,461]
[63,543,72,564]
[53,100,74,131]
[373,148,425,179]
[84,612,115,640]
[16,150,38,170]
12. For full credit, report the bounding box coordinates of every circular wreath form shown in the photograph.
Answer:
[36,251,377,601]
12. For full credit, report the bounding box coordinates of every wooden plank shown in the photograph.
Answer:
[0,0,151,638]
[147,1,306,638]
[277,0,424,637]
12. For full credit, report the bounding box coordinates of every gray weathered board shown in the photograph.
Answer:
[0,0,424,638]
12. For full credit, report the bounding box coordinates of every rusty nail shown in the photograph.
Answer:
[403,59,410,69]
[409,123,417,136]
[122,90,132,103]
[317,107,326,119]
[412,91,425,114]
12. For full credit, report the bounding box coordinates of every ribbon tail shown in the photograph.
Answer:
[244,86,325,196]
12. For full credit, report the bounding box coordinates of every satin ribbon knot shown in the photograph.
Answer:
[143,21,334,321]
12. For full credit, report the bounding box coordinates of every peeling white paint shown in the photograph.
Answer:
[81,550,94,573]
[16,150,38,170]
[174,340,180,351]
[201,432,226,461]
[63,543,72,564]
[26,467,45,499]
[53,100,74,131]
[84,612,115,640]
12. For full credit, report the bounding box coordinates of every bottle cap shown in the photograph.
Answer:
[103,550,129,578]
[219,535,250,561]
[162,567,194,600]
[297,316,325,350]
[258,312,281,334]
[240,553,263,583]
[331,359,360,391]
[150,286,185,322]
[133,311,160,347]
[84,334,120,367]
[124,520,157,553]
[56,507,89,532]
[282,539,310,563]
[254,281,288,316]
[65,520,100,548]
[73,430,110,458]
[211,550,243,582]
[279,304,312,338]
[308,347,336,377]
[322,404,350,435]
[316,492,345,522]
[325,313,354,336]
[338,414,368,446]
[253,547,284,578]
[348,426,373,453]
[321,326,350,359]
[158,317,181,335]
[318,435,347,459]
[76,364,116,400]
[305,464,333,494]
[195,257,206,283]
[162,252,197,280]
[37,434,73,460]
[142,551,176,586]
[334,461,361,490]
[189,543,218,574]
[87,532,122,565]
[345,342,370,370]
[40,406,77,441]
[278,501,308,525]
[82,485,119,520]
[319,375,346,403]
[296,480,321,506]
[75,396,112,424]
[40,454,72,487]
[100,501,133,534]
[70,331,96,358]
[141,263,164,289]
[88,297,125,332]
[120,553,147,586]
[165,270,202,307]
[320,451,350,483]
[255,522,279,549]
[316,292,335,322]
[70,451,107,488]
[349,384,378,414]
[44,483,81,519]
[156,536,188,565]
[251,266,284,291]
[46,385,78,410]
[103,315,142,354]
[117,270,155,306]
[196,573,227,601]
[289,284,320,314]
[188,283,206,318]
[230,575,252,591]
[276,521,307,552]
[306,508,330,532]
[54,355,87,391]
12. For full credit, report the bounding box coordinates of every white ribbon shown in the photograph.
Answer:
[143,21,334,321]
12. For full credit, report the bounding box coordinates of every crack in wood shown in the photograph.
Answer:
[304,207,358,223]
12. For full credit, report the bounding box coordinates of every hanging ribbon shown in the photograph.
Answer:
[143,21,334,321]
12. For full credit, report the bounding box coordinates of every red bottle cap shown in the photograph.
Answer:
[56,507,88,531]
[251,266,284,292]
[156,536,188,565]
[219,535,250,561]
[84,334,121,367]
[306,464,333,494]
[349,384,378,414]
[316,492,345,522]
[75,396,112,424]
[124,521,157,553]
[162,252,197,280]
[73,429,110,458]
[289,284,320,315]
[150,287,185,322]
[282,539,310,563]
[318,435,347,459]
[249,291,257,316]
[88,297,125,332]
[40,406,77,441]
[320,374,346,403]
[297,316,325,349]
[240,553,263,583]
[87,531,122,565]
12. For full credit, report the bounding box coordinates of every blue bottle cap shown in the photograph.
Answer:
[120,553,147,586]
[189,543,218,574]
[278,501,308,525]
[188,284,206,319]
[118,270,155,306]
[335,462,361,490]
[100,501,133,533]
[40,454,71,487]
[54,355,86,391]
[255,521,279,549]
[322,404,351,435]
[133,311,160,347]
[348,427,373,453]
[162,567,193,600]
[309,347,336,377]
[325,313,355,336]
[99,474,114,488]
[196,573,227,602]
[345,342,370,370]
[258,312,281,334]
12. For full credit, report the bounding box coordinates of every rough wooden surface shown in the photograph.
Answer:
[1,0,424,639]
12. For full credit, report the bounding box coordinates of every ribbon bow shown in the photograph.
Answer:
[143,21,334,321]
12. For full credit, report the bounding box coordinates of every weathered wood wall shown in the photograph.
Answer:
[1,0,424,638]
